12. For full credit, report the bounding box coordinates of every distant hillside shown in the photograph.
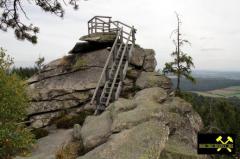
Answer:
[193,86,240,99]
[192,70,240,80]
[171,78,240,91]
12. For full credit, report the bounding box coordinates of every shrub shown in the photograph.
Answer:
[31,128,49,139]
[11,67,38,80]
[0,123,35,158]
[55,112,91,129]
[181,92,240,158]
[0,49,35,158]
[55,141,83,159]
[59,55,73,66]
[0,70,35,158]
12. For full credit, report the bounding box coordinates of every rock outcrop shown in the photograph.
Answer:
[15,129,74,159]
[23,32,205,159]
[27,41,170,128]
[77,87,205,159]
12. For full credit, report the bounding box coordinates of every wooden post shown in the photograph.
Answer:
[108,18,111,32]
[96,89,101,105]
[120,29,123,43]
[132,26,136,45]
[112,47,115,62]
[105,69,109,81]
[91,21,93,34]
[88,22,90,35]
[95,18,97,33]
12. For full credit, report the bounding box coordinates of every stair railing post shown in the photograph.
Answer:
[95,18,97,33]
[96,89,101,105]
[91,21,93,34]
[108,17,110,32]
[120,67,123,81]
[88,22,90,35]
[132,26,136,45]
[112,46,116,62]
[105,68,109,81]
[90,29,121,105]
[102,23,104,32]
[120,27,123,43]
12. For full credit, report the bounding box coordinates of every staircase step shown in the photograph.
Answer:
[97,104,106,110]
[101,97,108,102]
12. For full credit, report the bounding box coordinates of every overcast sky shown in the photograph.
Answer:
[0,0,240,71]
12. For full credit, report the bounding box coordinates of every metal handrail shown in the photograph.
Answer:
[106,29,133,106]
[88,16,111,23]
[90,29,122,104]
[87,16,136,44]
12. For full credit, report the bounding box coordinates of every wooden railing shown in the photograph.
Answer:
[90,29,122,105]
[106,28,134,105]
[88,16,136,44]
[89,16,136,109]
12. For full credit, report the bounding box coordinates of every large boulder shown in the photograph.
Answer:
[27,43,163,128]
[27,49,111,128]
[142,49,157,72]
[76,87,204,159]
[80,32,117,43]
[136,72,172,90]
[15,129,74,159]
[130,46,157,71]
[78,121,169,159]
[80,111,112,150]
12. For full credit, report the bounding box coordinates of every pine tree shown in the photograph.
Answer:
[0,48,35,158]
[163,13,195,95]
[0,0,80,44]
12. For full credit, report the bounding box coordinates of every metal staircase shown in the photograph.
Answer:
[88,16,136,114]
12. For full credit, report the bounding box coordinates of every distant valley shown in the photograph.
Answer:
[171,70,240,98]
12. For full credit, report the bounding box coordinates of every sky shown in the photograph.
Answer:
[0,0,240,71]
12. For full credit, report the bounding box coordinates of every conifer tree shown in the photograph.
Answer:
[163,13,195,95]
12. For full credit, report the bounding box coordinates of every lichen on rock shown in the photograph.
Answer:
[76,87,204,159]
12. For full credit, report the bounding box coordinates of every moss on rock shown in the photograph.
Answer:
[31,128,49,139]
[55,112,92,129]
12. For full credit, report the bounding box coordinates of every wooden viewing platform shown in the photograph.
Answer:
[88,16,136,114]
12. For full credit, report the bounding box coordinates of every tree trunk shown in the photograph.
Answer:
[176,14,181,95]
[176,74,180,92]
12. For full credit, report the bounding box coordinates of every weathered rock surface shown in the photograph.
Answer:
[15,129,73,159]
[77,87,204,159]
[80,32,117,43]
[136,72,172,90]
[73,124,82,140]
[81,111,112,150]
[27,44,167,128]
[69,42,112,54]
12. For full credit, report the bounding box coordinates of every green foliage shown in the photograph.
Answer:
[55,112,91,129]
[73,56,87,70]
[163,13,195,94]
[0,49,35,158]
[31,128,49,139]
[11,67,38,80]
[0,0,79,44]
[181,92,240,158]
[0,47,13,71]
[55,141,83,159]
[35,56,45,71]
[0,123,35,158]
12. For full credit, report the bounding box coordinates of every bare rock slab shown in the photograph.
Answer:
[15,129,73,159]
[80,111,112,150]
[136,72,172,90]
[78,121,169,159]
